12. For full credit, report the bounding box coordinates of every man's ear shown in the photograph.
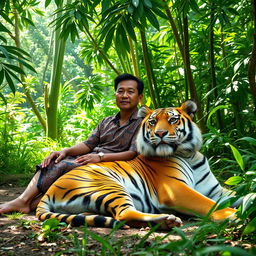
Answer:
[138,94,143,105]
[180,100,197,119]
[138,105,152,118]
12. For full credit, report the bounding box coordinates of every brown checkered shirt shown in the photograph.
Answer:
[83,109,142,153]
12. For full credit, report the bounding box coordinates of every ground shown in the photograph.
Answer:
[0,185,196,256]
[0,184,255,255]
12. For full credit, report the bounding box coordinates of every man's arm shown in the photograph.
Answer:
[101,151,137,161]
[64,142,91,156]
[75,150,137,165]
[42,143,91,168]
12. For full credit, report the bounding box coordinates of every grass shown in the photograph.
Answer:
[4,212,25,220]
[47,218,256,256]
[0,173,33,186]
[1,193,255,255]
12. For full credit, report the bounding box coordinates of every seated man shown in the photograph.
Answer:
[0,73,144,214]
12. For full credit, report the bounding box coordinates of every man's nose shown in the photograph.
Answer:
[122,91,128,97]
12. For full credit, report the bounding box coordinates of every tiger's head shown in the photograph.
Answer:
[136,100,202,158]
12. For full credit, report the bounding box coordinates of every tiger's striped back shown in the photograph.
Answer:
[37,155,195,220]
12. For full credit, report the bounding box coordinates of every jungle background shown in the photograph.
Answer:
[0,0,256,255]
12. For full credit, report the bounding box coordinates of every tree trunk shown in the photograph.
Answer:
[220,28,243,133]
[209,5,224,130]
[118,52,133,74]
[46,13,67,139]
[128,36,139,77]
[220,27,228,69]
[140,29,158,108]
[163,1,205,129]
[41,32,53,90]
[174,42,184,104]
[163,0,185,62]
[248,0,256,111]
[183,15,205,131]
[13,8,46,131]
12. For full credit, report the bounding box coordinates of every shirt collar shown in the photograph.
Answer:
[112,108,140,124]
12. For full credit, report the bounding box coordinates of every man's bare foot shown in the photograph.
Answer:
[0,197,31,214]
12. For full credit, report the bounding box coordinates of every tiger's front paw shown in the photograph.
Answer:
[159,214,183,229]
[211,208,237,222]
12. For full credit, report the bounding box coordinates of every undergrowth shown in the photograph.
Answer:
[3,211,255,255]
[36,218,256,256]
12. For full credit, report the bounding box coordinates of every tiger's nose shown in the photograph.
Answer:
[155,130,168,138]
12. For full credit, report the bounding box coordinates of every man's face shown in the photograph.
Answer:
[115,80,143,112]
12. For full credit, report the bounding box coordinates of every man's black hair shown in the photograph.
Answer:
[114,73,144,95]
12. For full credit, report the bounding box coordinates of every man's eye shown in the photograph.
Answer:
[148,119,157,126]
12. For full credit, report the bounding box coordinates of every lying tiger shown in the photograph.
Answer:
[36,100,237,229]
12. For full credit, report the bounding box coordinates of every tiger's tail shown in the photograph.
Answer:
[36,206,125,228]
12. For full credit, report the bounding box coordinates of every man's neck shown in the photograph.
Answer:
[119,109,136,126]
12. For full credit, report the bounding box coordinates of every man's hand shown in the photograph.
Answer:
[41,150,67,168]
[75,154,101,165]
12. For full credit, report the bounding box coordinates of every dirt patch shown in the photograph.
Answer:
[2,186,254,255]
[0,185,197,256]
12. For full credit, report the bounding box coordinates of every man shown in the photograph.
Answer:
[0,73,144,214]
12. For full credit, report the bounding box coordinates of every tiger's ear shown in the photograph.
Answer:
[181,100,197,119]
[138,105,152,118]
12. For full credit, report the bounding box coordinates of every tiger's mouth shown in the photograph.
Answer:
[157,138,180,146]
[159,141,168,144]
[162,141,176,145]
[154,143,178,157]
[156,141,178,148]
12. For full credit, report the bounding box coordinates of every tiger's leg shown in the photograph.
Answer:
[103,192,182,229]
[158,180,236,221]
[116,208,182,229]
[36,176,181,229]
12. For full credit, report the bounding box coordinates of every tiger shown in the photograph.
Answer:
[36,100,237,229]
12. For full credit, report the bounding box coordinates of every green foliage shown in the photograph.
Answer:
[210,140,256,239]
[206,105,228,133]
[59,230,88,256]
[74,75,106,111]
[0,0,38,94]
[55,220,255,255]
[57,221,126,255]
[226,140,255,191]
[0,0,256,252]
[229,144,245,171]
[17,218,38,228]
[4,212,24,220]
[0,73,117,172]
[0,45,36,93]
[54,77,117,146]
[37,218,67,242]
[198,246,254,256]
[0,92,44,173]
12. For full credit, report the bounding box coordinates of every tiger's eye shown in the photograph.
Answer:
[169,117,179,124]
[148,119,157,126]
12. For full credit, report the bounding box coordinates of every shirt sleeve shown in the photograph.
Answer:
[83,119,104,150]
[128,118,142,152]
